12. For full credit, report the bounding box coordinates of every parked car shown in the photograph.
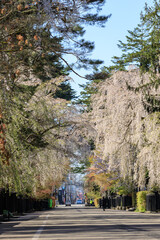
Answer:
[76,199,82,204]
[65,200,71,206]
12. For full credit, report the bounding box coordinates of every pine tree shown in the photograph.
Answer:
[55,81,77,101]
[111,0,160,74]
[78,67,110,109]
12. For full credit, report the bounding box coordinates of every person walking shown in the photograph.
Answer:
[102,197,106,211]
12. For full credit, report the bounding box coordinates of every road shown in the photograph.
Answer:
[0,205,160,240]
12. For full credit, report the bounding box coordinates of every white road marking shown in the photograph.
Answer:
[32,214,49,240]
[31,235,145,240]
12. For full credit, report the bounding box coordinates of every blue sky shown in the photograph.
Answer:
[69,0,154,95]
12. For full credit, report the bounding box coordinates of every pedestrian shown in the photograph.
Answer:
[102,197,106,211]
[90,199,93,206]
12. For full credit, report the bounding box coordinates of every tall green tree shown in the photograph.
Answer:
[111,0,160,74]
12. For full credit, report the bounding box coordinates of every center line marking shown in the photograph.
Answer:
[32,214,49,240]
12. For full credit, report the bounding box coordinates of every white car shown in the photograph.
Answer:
[65,201,71,206]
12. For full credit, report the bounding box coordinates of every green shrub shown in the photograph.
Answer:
[136,191,148,212]
[132,191,137,207]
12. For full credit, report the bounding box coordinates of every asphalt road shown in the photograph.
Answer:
[0,205,160,240]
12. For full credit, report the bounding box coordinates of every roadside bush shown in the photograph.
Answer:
[136,191,148,212]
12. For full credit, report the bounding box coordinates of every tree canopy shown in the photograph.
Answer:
[0,0,109,196]
[82,0,160,199]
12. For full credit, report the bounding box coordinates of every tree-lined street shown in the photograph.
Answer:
[0,206,160,240]
[0,1,160,238]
